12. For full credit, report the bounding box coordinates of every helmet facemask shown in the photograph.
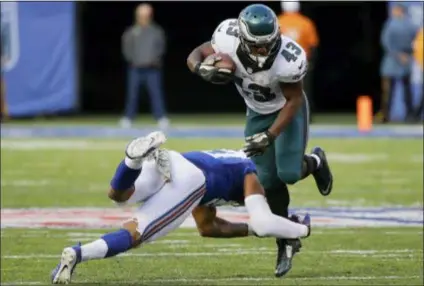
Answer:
[238,17,280,68]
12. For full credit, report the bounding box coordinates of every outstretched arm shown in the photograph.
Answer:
[192,205,251,238]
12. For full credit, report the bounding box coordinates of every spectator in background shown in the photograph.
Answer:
[278,1,319,122]
[378,3,418,123]
[120,3,169,130]
[0,77,5,120]
[413,26,423,119]
[1,22,8,120]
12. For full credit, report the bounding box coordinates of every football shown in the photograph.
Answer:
[204,53,236,72]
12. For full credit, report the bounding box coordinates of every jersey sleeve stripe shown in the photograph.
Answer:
[140,183,206,242]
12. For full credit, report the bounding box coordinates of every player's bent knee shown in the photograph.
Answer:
[277,170,302,185]
[122,218,142,247]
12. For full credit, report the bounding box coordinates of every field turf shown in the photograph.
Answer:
[1,135,423,285]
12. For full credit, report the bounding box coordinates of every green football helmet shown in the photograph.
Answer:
[237,4,281,65]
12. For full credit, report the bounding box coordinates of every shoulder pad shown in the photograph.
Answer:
[211,19,239,54]
[276,37,308,83]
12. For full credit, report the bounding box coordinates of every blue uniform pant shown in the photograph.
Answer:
[124,67,167,120]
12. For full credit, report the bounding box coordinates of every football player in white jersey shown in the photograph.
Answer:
[187,4,333,277]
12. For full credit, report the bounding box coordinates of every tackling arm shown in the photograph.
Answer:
[192,205,250,238]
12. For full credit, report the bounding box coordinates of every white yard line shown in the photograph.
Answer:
[1,179,58,187]
[3,249,422,259]
[1,282,42,285]
[1,252,267,259]
[2,140,422,164]
[1,230,423,239]
[0,140,124,150]
[148,275,422,283]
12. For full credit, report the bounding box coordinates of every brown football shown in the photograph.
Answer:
[204,53,236,72]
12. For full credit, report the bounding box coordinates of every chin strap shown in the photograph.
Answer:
[249,54,267,68]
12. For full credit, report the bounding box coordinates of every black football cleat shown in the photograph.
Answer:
[275,238,302,278]
[311,147,333,196]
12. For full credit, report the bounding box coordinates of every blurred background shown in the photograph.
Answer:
[0,1,423,126]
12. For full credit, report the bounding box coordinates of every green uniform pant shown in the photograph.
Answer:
[245,95,310,191]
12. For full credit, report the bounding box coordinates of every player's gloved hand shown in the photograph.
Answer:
[195,56,233,85]
[243,131,276,157]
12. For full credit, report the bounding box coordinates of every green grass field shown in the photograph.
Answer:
[1,137,423,285]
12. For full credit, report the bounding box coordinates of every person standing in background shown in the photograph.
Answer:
[412,26,423,119]
[0,76,6,121]
[278,1,319,122]
[378,3,418,123]
[0,75,5,118]
[1,21,9,121]
[120,3,169,130]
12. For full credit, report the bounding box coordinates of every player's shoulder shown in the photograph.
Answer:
[214,18,238,31]
[274,35,308,83]
[211,18,239,54]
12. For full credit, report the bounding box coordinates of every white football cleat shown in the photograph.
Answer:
[51,247,78,284]
[125,131,167,160]
[158,117,170,132]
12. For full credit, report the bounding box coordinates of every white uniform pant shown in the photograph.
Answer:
[126,151,206,244]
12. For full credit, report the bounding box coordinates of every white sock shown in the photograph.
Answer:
[309,154,321,167]
[158,117,170,131]
[245,194,308,239]
[124,156,143,169]
[80,239,108,261]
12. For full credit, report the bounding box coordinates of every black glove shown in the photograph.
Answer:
[194,56,233,85]
[243,131,276,157]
